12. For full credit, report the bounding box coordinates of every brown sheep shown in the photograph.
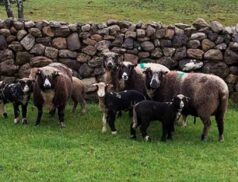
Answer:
[32,63,73,128]
[71,77,87,113]
[144,69,229,142]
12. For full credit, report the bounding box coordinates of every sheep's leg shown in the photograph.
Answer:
[128,109,133,117]
[78,95,87,114]
[13,103,20,124]
[72,101,78,113]
[130,122,136,139]
[117,111,122,118]
[35,105,43,126]
[167,122,174,140]
[107,110,117,134]
[102,113,107,133]
[140,121,151,142]
[215,114,224,142]
[58,106,65,128]
[0,103,8,118]
[161,122,168,142]
[200,117,211,141]
[49,108,56,117]
[21,103,28,124]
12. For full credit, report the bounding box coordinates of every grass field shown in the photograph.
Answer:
[0,102,238,181]
[0,0,238,25]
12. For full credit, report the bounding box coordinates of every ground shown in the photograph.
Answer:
[0,0,238,25]
[0,102,237,181]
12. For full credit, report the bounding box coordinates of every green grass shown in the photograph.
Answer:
[0,102,238,181]
[0,0,238,25]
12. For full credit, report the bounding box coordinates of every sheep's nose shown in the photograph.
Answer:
[150,79,159,89]
[122,74,128,80]
[43,78,52,89]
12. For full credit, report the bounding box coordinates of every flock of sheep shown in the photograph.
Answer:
[0,50,229,142]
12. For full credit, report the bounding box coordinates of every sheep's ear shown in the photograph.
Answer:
[143,67,152,74]
[92,83,99,87]
[185,96,190,102]
[36,69,42,75]
[106,84,113,88]
[129,64,136,71]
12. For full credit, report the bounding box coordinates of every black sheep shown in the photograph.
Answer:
[131,94,189,142]
[0,78,34,124]
[94,82,146,134]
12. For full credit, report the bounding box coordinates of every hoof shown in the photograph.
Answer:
[218,135,224,142]
[201,135,208,142]
[3,112,8,118]
[101,127,107,133]
[145,136,151,142]
[111,131,117,135]
[14,118,20,124]
[130,135,136,140]
[60,122,66,128]
[81,109,87,114]
[22,118,27,125]
[167,136,173,140]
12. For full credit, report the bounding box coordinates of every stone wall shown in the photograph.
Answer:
[0,18,238,100]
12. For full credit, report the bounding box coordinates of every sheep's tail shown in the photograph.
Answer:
[132,105,138,129]
[216,89,229,122]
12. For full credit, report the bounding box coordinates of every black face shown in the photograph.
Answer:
[143,68,167,89]
[103,54,119,71]
[36,70,59,91]
[118,64,136,81]
[18,79,34,94]
[172,95,190,110]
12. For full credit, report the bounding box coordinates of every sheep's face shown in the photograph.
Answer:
[144,68,168,89]
[172,94,190,110]
[17,78,34,94]
[36,69,59,91]
[118,62,137,81]
[103,52,119,71]
[93,82,113,98]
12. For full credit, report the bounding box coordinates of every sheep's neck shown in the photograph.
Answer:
[98,96,107,112]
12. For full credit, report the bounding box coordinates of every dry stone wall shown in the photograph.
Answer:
[0,18,238,100]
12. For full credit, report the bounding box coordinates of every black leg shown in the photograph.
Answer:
[58,106,65,128]
[35,105,43,126]
[13,103,20,124]
[3,112,8,118]
[161,122,168,142]
[167,121,174,140]
[107,110,117,134]
[129,109,133,117]
[49,108,56,117]
[140,121,151,142]
[21,103,28,124]
[130,122,136,139]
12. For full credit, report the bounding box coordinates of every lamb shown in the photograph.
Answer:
[102,50,120,91]
[131,94,189,142]
[71,77,87,113]
[32,63,72,128]
[0,78,34,124]
[143,68,229,141]
[93,82,146,134]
